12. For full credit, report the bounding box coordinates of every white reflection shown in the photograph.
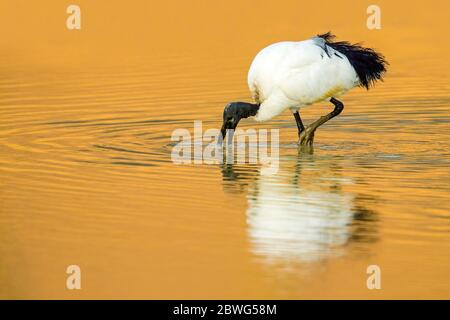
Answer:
[246,159,355,263]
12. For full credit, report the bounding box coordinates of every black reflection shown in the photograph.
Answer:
[221,163,259,194]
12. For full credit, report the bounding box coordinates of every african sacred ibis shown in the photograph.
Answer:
[220,33,387,149]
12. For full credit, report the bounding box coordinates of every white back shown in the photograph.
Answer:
[248,38,358,121]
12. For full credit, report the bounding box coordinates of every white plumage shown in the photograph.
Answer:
[248,37,359,122]
[219,33,386,147]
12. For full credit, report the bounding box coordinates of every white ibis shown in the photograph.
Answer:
[220,32,387,150]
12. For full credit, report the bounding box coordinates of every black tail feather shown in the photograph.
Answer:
[318,32,388,89]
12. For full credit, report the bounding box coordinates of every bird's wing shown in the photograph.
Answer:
[248,40,328,103]
[276,40,357,104]
[248,38,358,112]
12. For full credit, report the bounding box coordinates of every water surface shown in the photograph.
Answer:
[0,0,449,298]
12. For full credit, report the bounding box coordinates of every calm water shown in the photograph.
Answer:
[0,1,449,298]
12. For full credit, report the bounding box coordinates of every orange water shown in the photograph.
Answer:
[0,0,449,299]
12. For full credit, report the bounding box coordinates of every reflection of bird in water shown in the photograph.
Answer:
[220,33,387,152]
[247,169,353,262]
[222,156,378,263]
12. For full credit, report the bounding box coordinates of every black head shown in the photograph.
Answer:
[220,102,259,142]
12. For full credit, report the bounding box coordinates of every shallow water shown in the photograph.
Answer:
[1,0,449,298]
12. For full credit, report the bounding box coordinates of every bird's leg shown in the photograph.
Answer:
[293,111,305,137]
[299,97,344,150]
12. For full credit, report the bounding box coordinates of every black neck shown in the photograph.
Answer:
[235,102,260,119]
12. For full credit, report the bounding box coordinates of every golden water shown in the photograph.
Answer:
[1,0,449,299]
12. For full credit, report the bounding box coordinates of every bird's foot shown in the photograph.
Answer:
[298,127,315,153]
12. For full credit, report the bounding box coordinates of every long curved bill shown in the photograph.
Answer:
[219,120,237,145]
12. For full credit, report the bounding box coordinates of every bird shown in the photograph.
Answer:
[220,32,387,151]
